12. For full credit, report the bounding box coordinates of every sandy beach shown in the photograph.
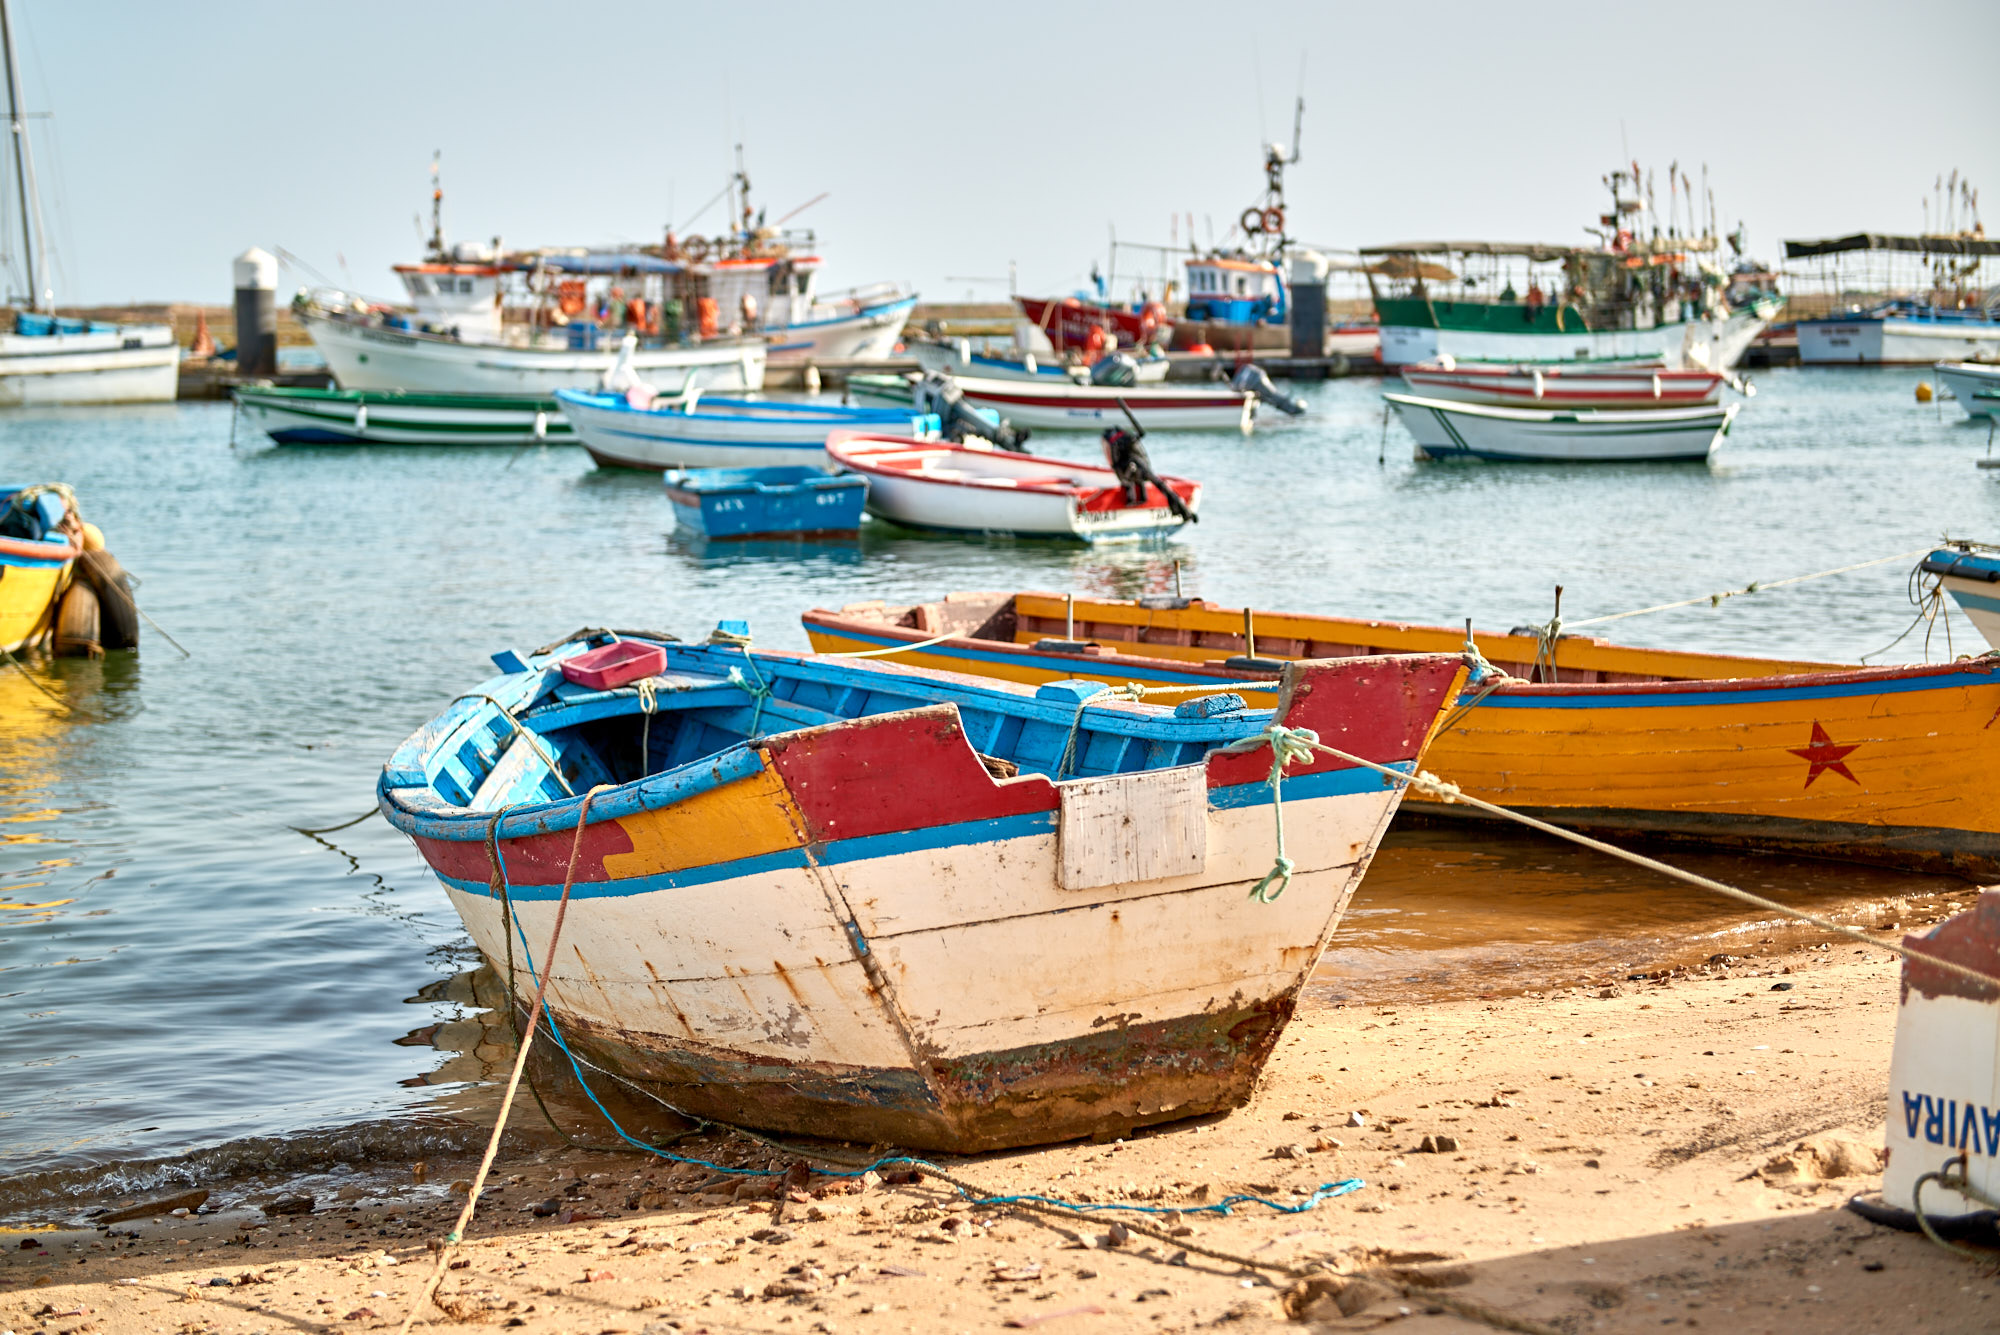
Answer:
[5,938,1995,1335]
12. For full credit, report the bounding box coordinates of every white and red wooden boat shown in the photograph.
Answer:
[378,630,1464,1151]
[1399,359,1725,409]
[948,373,1255,432]
[824,432,1200,542]
[1015,295,1169,351]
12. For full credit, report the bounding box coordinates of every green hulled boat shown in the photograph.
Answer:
[233,385,571,446]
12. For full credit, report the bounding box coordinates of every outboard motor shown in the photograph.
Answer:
[1231,362,1307,416]
[913,370,1030,453]
[1088,352,1140,387]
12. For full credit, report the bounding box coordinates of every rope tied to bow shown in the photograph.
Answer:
[1221,723,1321,903]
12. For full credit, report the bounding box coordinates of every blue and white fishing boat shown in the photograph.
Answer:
[555,387,938,471]
[375,628,1463,1150]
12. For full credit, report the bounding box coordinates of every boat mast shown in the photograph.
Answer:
[0,0,48,312]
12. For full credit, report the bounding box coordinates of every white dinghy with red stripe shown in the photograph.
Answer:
[1399,358,1727,409]
[825,432,1200,542]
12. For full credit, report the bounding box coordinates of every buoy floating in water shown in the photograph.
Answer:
[1883,890,2000,1221]
[1917,381,1935,403]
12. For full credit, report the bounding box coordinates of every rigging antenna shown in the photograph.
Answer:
[0,0,48,311]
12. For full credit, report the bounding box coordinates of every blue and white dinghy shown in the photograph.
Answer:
[375,629,1462,1150]
[555,387,938,471]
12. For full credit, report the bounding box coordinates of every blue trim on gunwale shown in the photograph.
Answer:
[379,637,1290,842]
[425,763,1404,901]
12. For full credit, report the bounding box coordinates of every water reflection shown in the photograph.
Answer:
[1315,820,1969,1006]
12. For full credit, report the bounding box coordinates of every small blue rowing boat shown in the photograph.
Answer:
[555,387,938,472]
[663,466,867,539]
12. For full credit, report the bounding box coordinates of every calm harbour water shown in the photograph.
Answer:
[0,366,1990,1199]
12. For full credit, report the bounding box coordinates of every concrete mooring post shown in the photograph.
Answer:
[1288,248,1329,361]
[233,247,277,377]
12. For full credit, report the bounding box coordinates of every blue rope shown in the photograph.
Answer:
[491,858,1366,1217]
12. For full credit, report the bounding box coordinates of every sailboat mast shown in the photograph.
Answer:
[0,0,47,312]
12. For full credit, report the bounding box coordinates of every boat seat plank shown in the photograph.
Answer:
[470,731,561,812]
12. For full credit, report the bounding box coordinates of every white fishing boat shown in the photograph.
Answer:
[1788,222,2000,364]
[0,1,177,406]
[910,339,1171,384]
[1935,361,2000,419]
[555,388,938,471]
[947,374,1255,432]
[233,386,567,446]
[825,432,1200,541]
[297,290,766,396]
[1399,359,1726,409]
[1385,391,1737,463]
[1364,166,1776,369]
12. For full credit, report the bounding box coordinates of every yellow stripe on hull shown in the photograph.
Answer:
[0,561,67,654]
[601,760,807,879]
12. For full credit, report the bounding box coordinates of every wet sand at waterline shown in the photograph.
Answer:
[5,948,1993,1334]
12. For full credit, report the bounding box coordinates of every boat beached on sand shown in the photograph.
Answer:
[1385,392,1736,462]
[824,432,1199,542]
[376,629,1464,1151]
[802,591,2000,879]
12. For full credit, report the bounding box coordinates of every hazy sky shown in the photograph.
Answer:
[9,0,1998,307]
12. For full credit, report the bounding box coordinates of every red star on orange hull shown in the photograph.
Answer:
[1789,721,1860,788]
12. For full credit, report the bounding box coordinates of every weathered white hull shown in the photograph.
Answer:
[856,467,1187,541]
[766,297,917,362]
[302,309,766,395]
[950,375,1255,431]
[1379,307,1767,371]
[1937,361,2000,419]
[1800,317,2000,365]
[1387,392,1736,462]
[443,785,1394,1116]
[0,328,179,405]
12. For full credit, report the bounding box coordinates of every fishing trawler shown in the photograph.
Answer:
[1364,165,1778,369]
[0,0,177,405]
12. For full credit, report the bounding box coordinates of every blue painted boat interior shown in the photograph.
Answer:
[379,630,1278,837]
[664,466,864,494]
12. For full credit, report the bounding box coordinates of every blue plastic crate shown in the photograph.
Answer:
[663,467,868,539]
